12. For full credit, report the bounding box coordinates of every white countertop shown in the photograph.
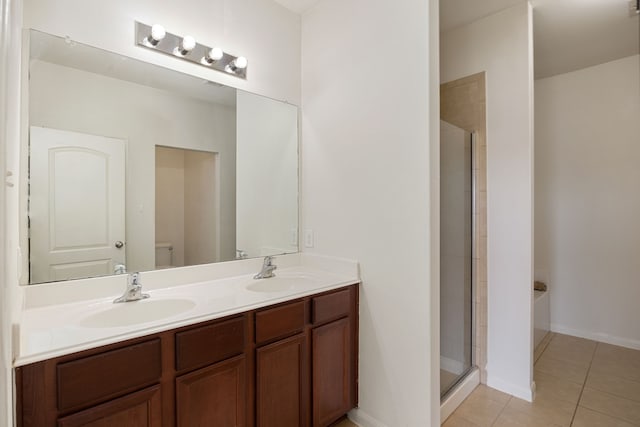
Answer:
[15,254,359,366]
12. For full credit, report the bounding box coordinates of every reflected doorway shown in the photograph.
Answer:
[155,146,219,268]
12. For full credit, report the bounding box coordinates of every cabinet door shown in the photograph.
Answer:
[256,334,308,427]
[176,355,246,427]
[57,385,161,427]
[312,318,351,427]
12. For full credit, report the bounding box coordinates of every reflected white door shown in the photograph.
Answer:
[30,126,126,283]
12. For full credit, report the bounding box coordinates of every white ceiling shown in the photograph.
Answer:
[440,0,639,79]
[531,0,639,79]
[440,0,524,32]
[272,0,321,14]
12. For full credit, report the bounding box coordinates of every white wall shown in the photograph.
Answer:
[22,0,301,105]
[301,0,441,425]
[535,54,640,349]
[29,61,237,272]
[236,90,298,258]
[440,3,535,400]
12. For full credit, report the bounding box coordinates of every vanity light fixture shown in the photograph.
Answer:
[135,22,248,79]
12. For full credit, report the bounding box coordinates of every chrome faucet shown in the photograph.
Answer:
[254,256,277,279]
[114,272,150,303]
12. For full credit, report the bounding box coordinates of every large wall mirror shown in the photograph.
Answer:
[22,30,299,285]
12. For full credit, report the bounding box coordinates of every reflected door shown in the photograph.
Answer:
[30,126,126,282]
[440,121,473,397]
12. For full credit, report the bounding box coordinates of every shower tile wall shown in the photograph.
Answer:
[441,72,487,383]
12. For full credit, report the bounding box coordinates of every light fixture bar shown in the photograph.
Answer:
[135,22,247,79]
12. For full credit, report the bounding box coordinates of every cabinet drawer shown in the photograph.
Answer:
[312,289,351,325]
[57,385,162,427]
[176,316,245,372]
[57,339,161,413]
[255,301,306,345]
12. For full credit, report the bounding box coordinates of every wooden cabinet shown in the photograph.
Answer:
[311,289,357,427]
[16,284,358,427]
[312,318,351,427]
[57,386,162,427]
[256,334,308,427]
[176,355,246,427]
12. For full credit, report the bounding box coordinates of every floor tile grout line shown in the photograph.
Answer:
[568,341,598,426]
[576,402,640,426]
[489,396,512,427]
[534,332,554,364]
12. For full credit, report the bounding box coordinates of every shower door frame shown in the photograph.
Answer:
[440,129,477,400]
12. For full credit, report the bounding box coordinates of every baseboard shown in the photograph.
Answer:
[441,368,480,423]
[550,324,640,350]
[440,355,465,375]
[348,408,389,427]
[486,375,534,402]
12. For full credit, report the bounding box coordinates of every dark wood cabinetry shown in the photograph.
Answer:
[312,318,352,427]
[176,355,246,427]
[256,334,308,427]
[16,284,358,427]
[57,386,162,427]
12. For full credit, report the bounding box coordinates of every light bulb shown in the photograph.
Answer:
[202,47,225,65]
[147,24,166,46]
[234,56,248,69]
[181,36,196,52]
[150,24,166,42]
[208,47,224,61]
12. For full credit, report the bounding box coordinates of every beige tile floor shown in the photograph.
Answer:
[443,333,640,426]
[334,419,358,426]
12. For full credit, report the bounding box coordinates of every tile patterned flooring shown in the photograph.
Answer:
[334,333,640,426]
[444,333,640,426]
[334,418,358,427]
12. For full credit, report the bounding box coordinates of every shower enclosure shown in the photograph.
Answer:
[440,120,474,398]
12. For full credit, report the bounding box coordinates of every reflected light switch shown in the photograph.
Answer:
[304,229,314,248]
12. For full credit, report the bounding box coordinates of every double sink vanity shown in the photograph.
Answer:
[14,28,359,427]
[15,254,360,426]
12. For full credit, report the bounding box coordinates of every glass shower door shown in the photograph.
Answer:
[440,120,474,398]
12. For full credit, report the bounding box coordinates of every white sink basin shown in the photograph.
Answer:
[246,273,322,293]
[79,299,196,328]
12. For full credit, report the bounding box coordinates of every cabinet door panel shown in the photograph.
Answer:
[256,334,307,427]
[57,385,161,427]
[312,318,351,427]
[176,355,246,427]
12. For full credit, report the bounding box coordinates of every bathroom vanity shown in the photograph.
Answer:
[15,273,358,427]
[15,254,359,427]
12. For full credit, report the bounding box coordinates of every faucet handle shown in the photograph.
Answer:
[128,272,141,287]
